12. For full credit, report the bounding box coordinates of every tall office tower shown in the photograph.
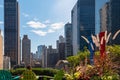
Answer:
[22,35,31,66]
[100,2,110,32]
[72,0,95,55]
[37,45,44,60]
[0,30,3,69]
[4,0,20,67]
[41,45,47,68]
[64,23,73,58]
[56,40,59,53]
[58,35,65,60]
[109,0,120,44]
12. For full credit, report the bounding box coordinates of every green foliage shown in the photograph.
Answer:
[10,68,25,76]
[21,70,37,80]
[32,68,58,77]
[67,50,89,68]
[77,50,90,61]
[10,68,59,77]
[65,45,120,80]
[54,70,64,80]
[67,55,80,67]
[101,73,120,80]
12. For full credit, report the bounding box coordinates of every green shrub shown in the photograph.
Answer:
[10,68,59,77]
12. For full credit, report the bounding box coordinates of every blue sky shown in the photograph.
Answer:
[0,0,107,53]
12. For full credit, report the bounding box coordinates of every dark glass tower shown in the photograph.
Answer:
[4,0,20,67]
[64,23,73,57]
[78,0,95,50]
[72,0,95,54]
[109,0,120,44]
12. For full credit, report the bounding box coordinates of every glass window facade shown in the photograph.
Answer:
[72,0,95,54]
[4,0,20,66]
[65,23,73,57]
[110,0,120,44]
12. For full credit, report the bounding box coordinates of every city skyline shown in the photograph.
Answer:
[0,0,107,53]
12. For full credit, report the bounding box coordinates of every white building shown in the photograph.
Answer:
[3,56,11,70]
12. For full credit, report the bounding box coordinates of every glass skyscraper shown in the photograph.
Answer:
[64,23,73,57]
[4,0,20,67]
[109,0,120,44]
[72,0,95,54]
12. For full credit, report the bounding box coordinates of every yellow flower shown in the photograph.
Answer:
[74,72,82,79]
[64,74,73,80]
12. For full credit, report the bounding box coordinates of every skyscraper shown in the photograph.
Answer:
[0,30,3,69]
[109,0,120,44]
[100,2,110,32]
[41,45,47,68]
[64,22,73,58]
[72,0,95,55]
[37,45,44,60]
[58,35,65,60]
[4,0,20,66]
[22,35,31,66]
[46,46,58,68]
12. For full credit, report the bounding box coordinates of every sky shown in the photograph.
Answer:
[0,0,107,53]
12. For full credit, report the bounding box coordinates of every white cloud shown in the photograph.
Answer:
[31,29,55,36]
[26,20,64,36]
[31,30,47,36]
[50,22,64,30]
[27,21,46,29]
[22,13,30,17]
[0,5,3,8]
[48,29,55,33]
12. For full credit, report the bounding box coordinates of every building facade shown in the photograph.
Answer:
[58,36,65,60]
[22,35,31,66]
[109,0,120,44]
[37,45,44,60]
[3,56,11,70]
[64,23,73,58]
[41,45,47,68]
[47,46,58,68]
[0,30,3,69]
[72,4,78,55]
[72,0,95,55]
[4,0,20,66]
[100,2,110,32]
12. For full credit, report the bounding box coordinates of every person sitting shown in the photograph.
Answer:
[20,65,37,80]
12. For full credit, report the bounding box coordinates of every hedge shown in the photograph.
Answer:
[10,68,59,77]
